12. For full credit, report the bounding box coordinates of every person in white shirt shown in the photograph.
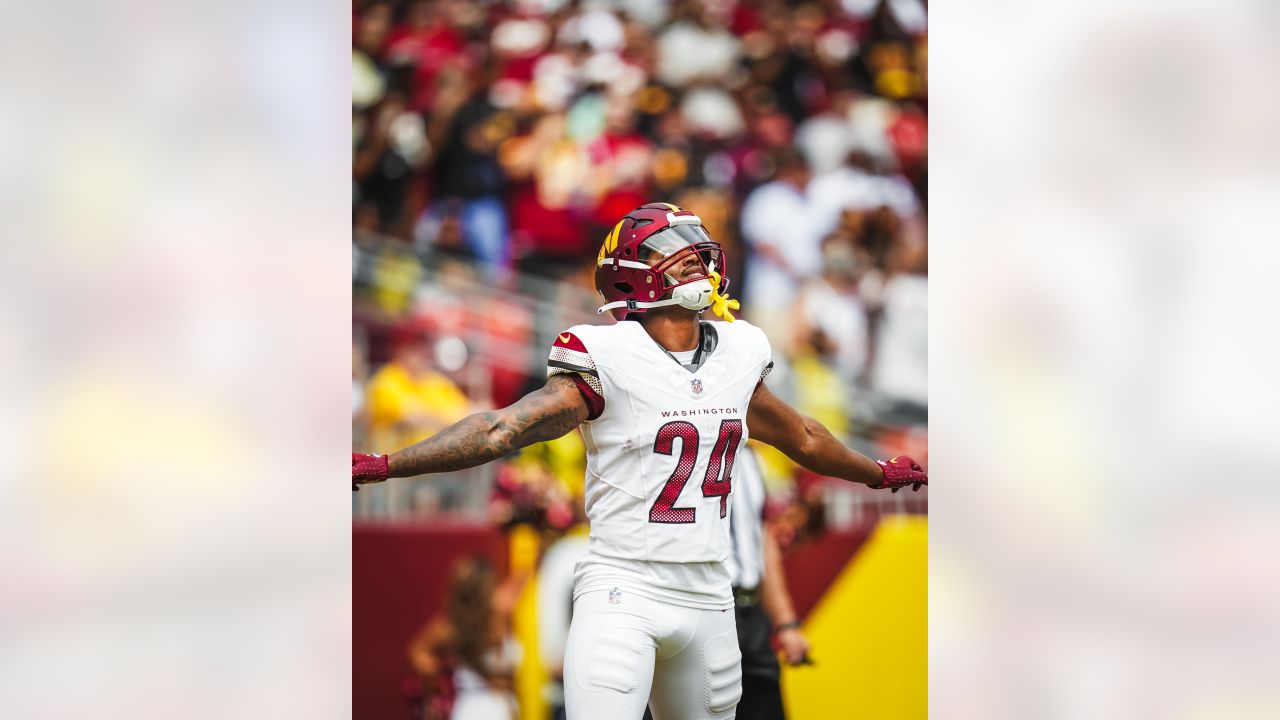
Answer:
[793,235,871,391]
[869,239,928,424]
[740,151,817,346]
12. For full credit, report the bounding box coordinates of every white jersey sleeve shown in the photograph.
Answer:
[546,329,605,420]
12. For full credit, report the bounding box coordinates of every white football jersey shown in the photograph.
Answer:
[547,318,773,609]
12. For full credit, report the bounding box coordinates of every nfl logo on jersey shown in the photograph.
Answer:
[691,378,703,395]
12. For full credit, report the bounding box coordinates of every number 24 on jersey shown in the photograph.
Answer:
[649,419,742,524]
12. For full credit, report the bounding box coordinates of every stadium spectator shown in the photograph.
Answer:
[352,2,393,109]
[366,327,473,454]
[407,556,525,720]
[383,0,466,114]
[792,233,871,395]
[423,81,512,280]
[354,89,431,236]
[867,225,928,425]
[654,1,742,88]
[739,149,815,343]
[806,150,918,252]
[502,112,595,281]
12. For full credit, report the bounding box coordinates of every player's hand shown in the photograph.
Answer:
[873,455,927,492]
[775,627,812,667]
[352,452,390,491]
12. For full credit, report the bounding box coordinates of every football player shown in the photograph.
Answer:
[353,202,927,720]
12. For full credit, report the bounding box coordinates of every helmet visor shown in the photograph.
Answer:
[640,225,726,288]
[639,224,713,260]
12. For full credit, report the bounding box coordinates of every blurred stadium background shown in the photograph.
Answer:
[352,0,927,718]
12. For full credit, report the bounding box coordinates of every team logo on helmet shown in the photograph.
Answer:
[598,219,624,262]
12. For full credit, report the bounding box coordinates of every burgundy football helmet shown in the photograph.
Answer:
[595,202,729,321]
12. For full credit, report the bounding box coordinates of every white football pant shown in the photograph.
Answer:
[563,588,742,720]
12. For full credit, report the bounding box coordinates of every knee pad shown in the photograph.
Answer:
[701,631,743,715]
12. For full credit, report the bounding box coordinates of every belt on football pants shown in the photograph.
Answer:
[732,585,760,606]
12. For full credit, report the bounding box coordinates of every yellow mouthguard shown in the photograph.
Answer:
[707,271,740,322]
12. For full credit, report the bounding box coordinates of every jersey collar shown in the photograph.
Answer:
[643,321,719,374]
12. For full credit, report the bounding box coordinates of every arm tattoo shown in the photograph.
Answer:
[388,374,587,477]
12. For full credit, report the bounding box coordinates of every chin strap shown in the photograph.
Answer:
[707,271,740,322]
[597,297,686,315]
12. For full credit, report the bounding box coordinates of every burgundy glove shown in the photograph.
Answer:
[873,455,927,493]
[352,452,389,491]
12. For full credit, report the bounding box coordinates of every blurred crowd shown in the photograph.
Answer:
[352,0,928,519]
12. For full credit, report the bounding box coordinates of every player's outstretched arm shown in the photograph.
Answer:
[746,382,926,491]
[353,374,589,487]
